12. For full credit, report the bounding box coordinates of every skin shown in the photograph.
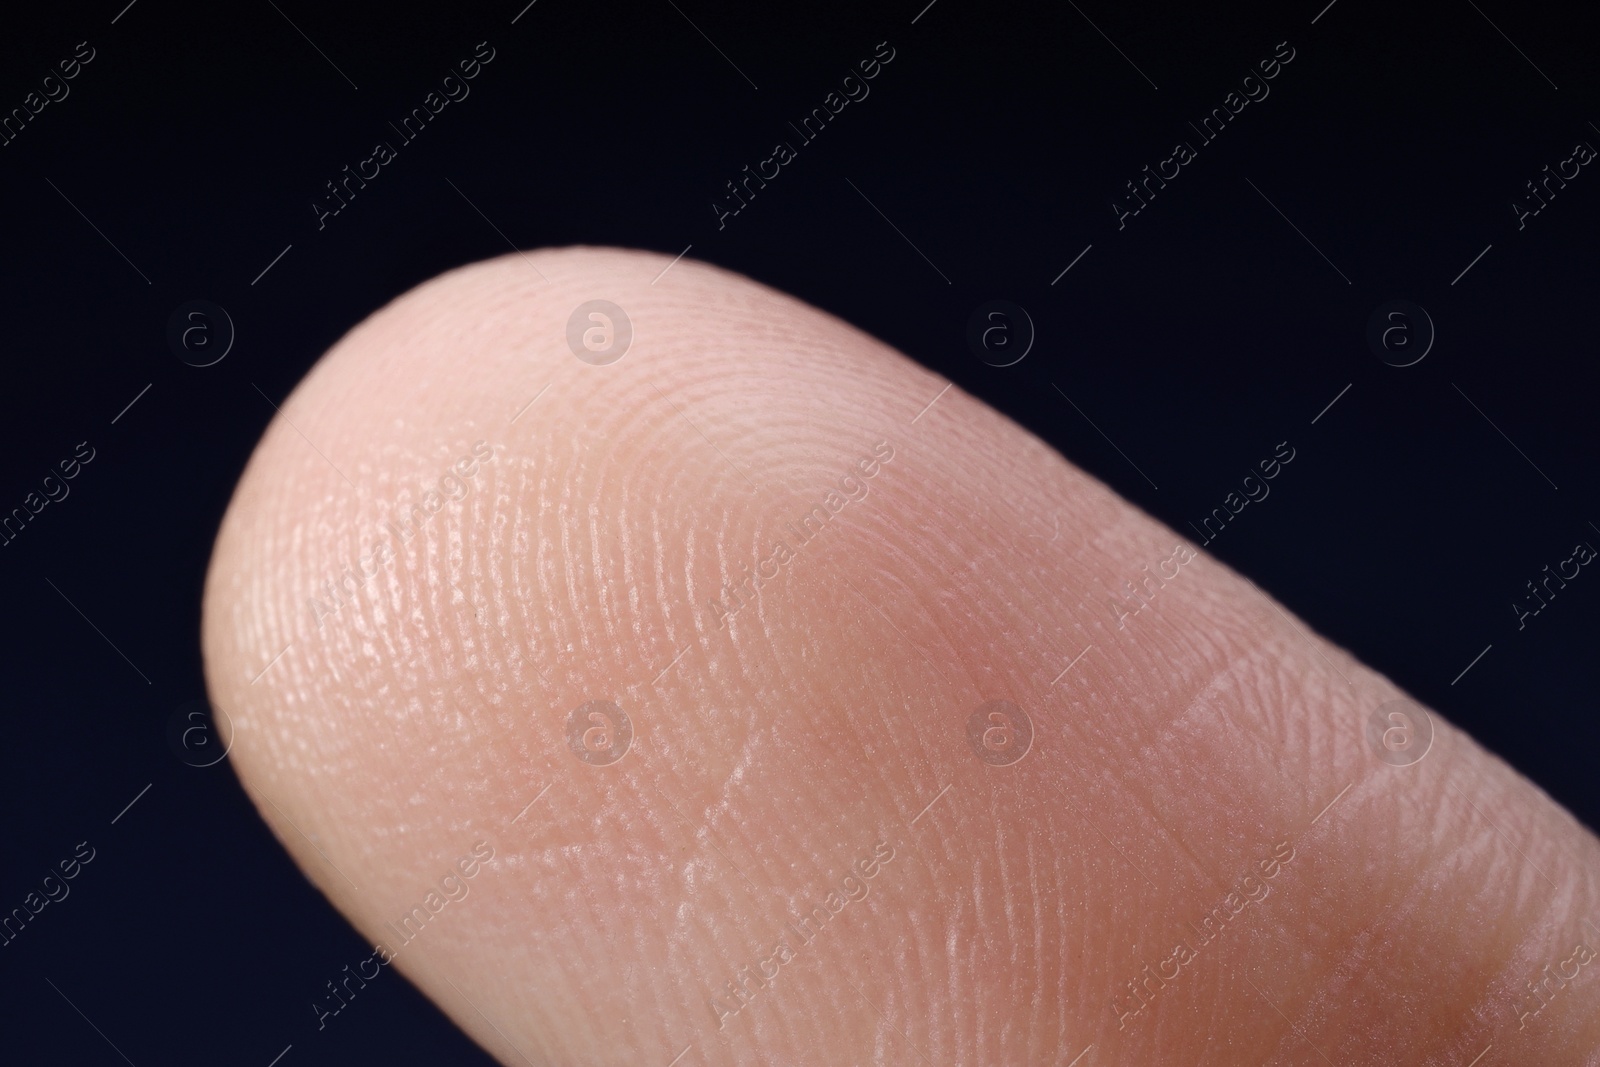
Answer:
[203,247,1600,1066]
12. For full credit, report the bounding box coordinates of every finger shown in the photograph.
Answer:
[204,247,1600,1066]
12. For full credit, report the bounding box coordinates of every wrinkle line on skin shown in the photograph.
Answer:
[203,248,1600,1065]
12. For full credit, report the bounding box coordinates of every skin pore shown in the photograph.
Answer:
[203,247,1600,1065]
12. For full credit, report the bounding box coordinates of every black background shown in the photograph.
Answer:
[1,0,1596,1063]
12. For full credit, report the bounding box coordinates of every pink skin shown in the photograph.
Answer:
[204,247,1600,1066]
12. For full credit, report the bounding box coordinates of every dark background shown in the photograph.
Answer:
[1,0,1596,1062]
